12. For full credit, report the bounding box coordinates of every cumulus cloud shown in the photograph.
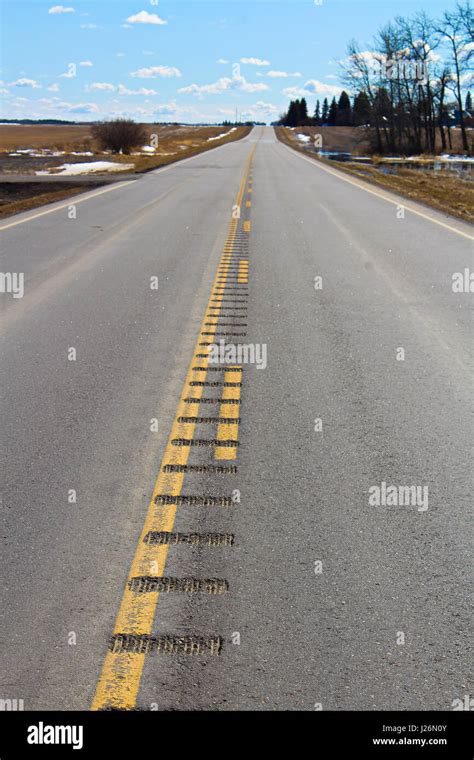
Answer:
[79,60,93,67]
[240,57,270,66]
[47,83,60,92]
[130,65,181,78]
[243,100,278,115]
[86,82,116,91]
[9,78,41,89]
[48,5,74,13]
[117,84,157,96]
[126,10,167,25]
[217,59,229,64]
[154,100,179,115]
[266,70,301,79]
[178,74,268,96]
[67,103,99,113]
[283,79,342,98]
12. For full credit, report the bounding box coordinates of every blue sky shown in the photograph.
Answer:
[0,0,463,123]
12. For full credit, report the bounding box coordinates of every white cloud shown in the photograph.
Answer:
[283,79,342,98]
[244,100,278,114]
[178,74,268,96]
[9,78,41,89]
[130,65,181,78]
[79,60,93,67]
[67,103,99,114]
[0,87,10,95]
[60,69,76,78]
[116,53,125,58]
[47,83,60,92]
[48,5,75,14]
[240,57,270,66]
[154,100,179,115]
[80,23,100,29]
[217,59,229,64]
[126,10,167,25]
[267,70,300,78]
[117,84,157,96]
[86,82,116,91]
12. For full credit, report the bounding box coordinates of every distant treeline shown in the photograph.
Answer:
[0,118,266,127]
[0,118,82,125]
[278,1,473,154]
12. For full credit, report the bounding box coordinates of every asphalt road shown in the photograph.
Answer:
[0,126,472,711]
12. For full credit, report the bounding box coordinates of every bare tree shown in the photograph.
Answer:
[92,119,148,154]
[436,1,473,152]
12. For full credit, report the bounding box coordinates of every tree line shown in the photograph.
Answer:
[279,1,473,154]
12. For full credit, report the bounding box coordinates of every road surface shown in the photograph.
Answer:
[1,126,472,711]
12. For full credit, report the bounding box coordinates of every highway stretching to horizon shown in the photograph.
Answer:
[0,126,472,711]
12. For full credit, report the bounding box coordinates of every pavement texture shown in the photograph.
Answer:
[0,127,472,711]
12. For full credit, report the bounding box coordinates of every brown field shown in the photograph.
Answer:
[0,124,251,217]
[0,123,246,155]
[276,126,473,224]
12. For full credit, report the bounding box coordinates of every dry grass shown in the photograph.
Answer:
[278,125,469,156]
[0,124,250,161]
[0,183,99,219]
[0,124,94,152]
[0,124,251,217]
[275,126,473,224]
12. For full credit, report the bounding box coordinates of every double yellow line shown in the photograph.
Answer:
[91,145,255,710]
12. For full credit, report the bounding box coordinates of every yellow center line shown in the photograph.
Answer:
[215,367,242,461]
[91,144,256,711]
[237,260,249,283]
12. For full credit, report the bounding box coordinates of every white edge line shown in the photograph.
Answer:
[281,142,474,242]
[0,131,251,232]
[0,180,136,231]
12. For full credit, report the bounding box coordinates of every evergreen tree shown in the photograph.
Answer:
[337,90,352,125]
[353,91,372,126]
[328,97,338,125]
[314,100,321,124]
[286,100,298,127]
[466,91,472,112]
[321,98,329,123]
[299,97,308,123]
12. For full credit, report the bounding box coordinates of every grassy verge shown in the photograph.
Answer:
[0,183,107,220]
[0,126,251,219]
[275,126,473,224]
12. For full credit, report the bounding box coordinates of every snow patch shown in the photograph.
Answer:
[206,127,236,142]
[36,161,134,176]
